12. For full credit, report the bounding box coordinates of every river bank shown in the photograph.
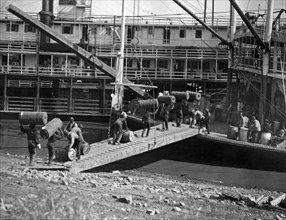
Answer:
[0,153,285,220]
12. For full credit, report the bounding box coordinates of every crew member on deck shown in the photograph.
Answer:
[249,115,261,143]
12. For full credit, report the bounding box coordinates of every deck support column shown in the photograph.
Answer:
[3,74,8,111]
[270,78,276,117]
[36,76,40,111]
[69,77,73,113]
[103,79,106,113]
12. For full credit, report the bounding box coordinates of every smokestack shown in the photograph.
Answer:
[39,0,53,44]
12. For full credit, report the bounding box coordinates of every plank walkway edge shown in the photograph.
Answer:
[197,133,286,154]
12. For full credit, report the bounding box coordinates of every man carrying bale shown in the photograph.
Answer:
[47,127,64,166]
[20,124,41,166]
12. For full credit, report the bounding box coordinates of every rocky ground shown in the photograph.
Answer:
[0,153,285,220]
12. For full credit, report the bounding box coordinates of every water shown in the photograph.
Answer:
[0,119,109,158]
[1,119,285,191]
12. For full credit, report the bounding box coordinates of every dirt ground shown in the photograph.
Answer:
[0,153,285,220]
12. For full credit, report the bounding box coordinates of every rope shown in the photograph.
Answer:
[279,47,286,107]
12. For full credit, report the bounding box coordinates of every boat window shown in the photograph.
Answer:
[179,29,186,38]
[24,23,36,33]
[6,23,19,32]
[163,27,170,44]
[62,25,74,34]
[148,27,154,35]
[195,30,202,38]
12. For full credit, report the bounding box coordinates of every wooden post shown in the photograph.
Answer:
[36,29,40,111]
[3,74,7,111]
[69,77,73,113]
[259,0,273,125]
[36,76,40,111]
[103,79,106,113]
[226,1,236,108]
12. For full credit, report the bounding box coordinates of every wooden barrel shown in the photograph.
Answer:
[187,91,201,101]
[67,148,77,161]
[40,118,63,139]
[136,99,159,110]
[260,132,271,145]
[157,95,176,105]
[227,126,238,140]
[239,127,249,142]
[19,112,48,125]
[171,91,189,101]
[121,131,135,143]
[80,142,91,155]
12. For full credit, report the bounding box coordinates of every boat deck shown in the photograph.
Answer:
[197,130,286,153]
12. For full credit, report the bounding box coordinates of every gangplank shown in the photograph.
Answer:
[64,123,198,173]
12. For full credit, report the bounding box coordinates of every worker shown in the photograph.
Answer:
[174,101,183,127]
[190,108,204,129]
[67,124,85,160]
[160,104,170,131]
[141,110,151,137]
[113,112,128,145]
[64,117,78,134]
[202,108,211,134]
[20,124,41,166]
[249,115,261,143]
[239,112,249,129]
[47,127,64,166]
[262,118,272,133]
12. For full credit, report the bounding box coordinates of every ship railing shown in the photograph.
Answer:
[2,96,111,114]
[124,69,228,81]
[6,96,36,112]
[0,32,37,43]
[0,65,106,78]
[0,41,37,52]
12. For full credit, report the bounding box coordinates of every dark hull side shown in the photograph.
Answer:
[91,135,286,173]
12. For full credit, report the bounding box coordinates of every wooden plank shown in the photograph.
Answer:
[68,124,199,172]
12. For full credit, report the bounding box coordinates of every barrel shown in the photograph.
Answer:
[40,118,63,139]
[136,99,159,110]
[171,91,189,101]
[187,91,201,101]
[227,126,238,140]
[67,148,77,161]
[19,112,48,125]
[239,127,249,142]
[157,95,176,105]
[80,142,91,155]
[121,130,135,143]
[260,132,271,145]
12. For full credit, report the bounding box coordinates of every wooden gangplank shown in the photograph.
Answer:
[66,123,199,173]
[6,4,152,99]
